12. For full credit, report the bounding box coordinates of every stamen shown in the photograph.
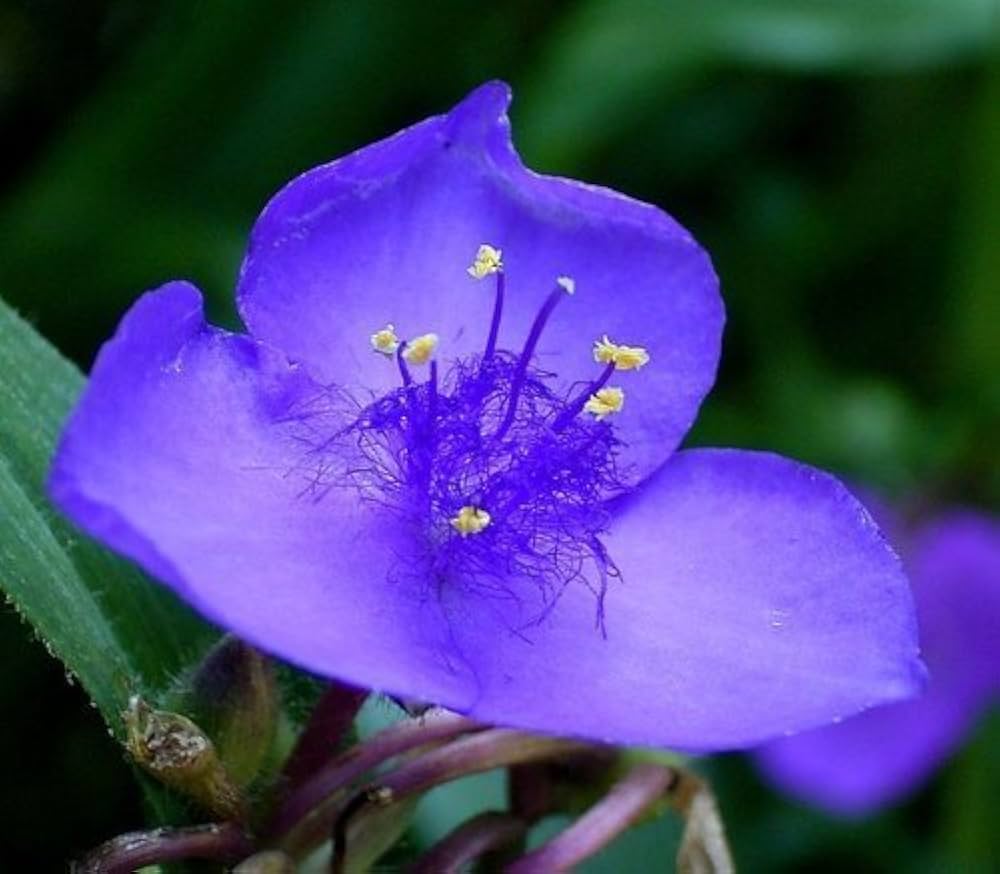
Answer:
[370,324,400,356]
[584,387,625,420]
[396,343,413,387]
[593,335,650,371]
[483,271,505,361]
[555,276,576,295]
[495,279,573,440]
[403,333,439,366]
[552,361,616,431]
[450,505,492,537]
[299,257,627,630]
[468,244,507,361]
[467,244,503,279]
[428,360,439,425]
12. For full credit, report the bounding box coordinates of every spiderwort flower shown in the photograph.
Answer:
[756,510,1000,813]
[48,82,923,751]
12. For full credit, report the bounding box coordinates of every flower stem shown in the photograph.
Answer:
[505,763,675,873]
[268,709,481,846]
[332,729,589,870]
[278,681,368,790]
[73,823,253,874]
[406,811,526,873]
[508,762,557,824]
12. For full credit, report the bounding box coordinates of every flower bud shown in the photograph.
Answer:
[124,696,246,821]
[182,635,279,787]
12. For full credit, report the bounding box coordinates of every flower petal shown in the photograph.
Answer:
[428,449,924,750]
[50,296,923,751]
[754,687,984,815]
[237,81,722,479]
[909,511,1000,696]
[48,283,482,706]
[755,510,1000,813]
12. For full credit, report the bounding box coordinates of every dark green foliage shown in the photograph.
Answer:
[0,0,997,869]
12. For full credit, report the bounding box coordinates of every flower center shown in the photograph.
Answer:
[293,245,651,628]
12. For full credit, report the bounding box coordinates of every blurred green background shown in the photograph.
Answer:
[1,0,998,870]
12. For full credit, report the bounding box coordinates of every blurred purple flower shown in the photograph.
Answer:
[48,82,923,751]
[756,510,1000,814]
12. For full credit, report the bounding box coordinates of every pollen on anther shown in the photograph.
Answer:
[370,324,400,356]
[593,335,650,371]
[402,333,439,365]
[584,387,625,420]
[556,275,576,295]
[467,244,503,279]
[450,505,492,537]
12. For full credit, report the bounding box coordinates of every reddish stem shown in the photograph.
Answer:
[406,811,526,873]
[506,763,675,873]
[268,709,482,843]
[73,823,253,874]
[333,729,589,870]
[279,681,368,789]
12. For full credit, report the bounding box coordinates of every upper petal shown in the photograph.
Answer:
[237,81,723,480]
[428,449,924,751]
[48,283,482,707]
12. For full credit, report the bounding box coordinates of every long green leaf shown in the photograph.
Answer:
[0,295,218,734]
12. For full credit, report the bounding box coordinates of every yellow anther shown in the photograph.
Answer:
[584,387,625,420]
[556,275,576,295]
[451,505,492,537]
[370,324,400,356]
[467,244,503,279]
[592,335,650,371]
[402,333,439,366]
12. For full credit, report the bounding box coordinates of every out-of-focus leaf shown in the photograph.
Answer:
[943,711,1000,869]
[0,0,551,365]
[950,60,1000,418]
[0,295,217,731]
[708,0,996,72]
[519,0,998,166]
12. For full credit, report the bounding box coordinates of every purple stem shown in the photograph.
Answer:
[396,342,413,387]
[406,812,526,873]
[427,360,439,427]
[483,271,506,360]
[267,710,482,843]
[74,823,253,874]
[552,361,616,431]
[496,285,567,440]
[506,763,675,873]
[508,763,557,825]
[278,681,368,790]
[333,729,589,869]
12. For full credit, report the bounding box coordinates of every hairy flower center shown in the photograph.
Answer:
[292,246,651,628]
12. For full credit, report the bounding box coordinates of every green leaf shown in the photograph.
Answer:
[705,0,996,72]
[0,294,218,734]
[518,0,998,167]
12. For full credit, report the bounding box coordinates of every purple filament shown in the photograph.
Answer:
[285,274,632,625]
[483,271,505,361]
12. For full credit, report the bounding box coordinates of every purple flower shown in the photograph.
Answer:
[756,509,1000,813]
[48,82,923,751]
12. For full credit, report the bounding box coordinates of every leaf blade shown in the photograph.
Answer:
[0,295,218,733]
